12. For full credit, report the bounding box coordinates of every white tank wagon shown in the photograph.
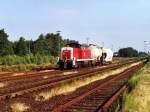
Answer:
[102,48,113,64]
[88,44,103,64]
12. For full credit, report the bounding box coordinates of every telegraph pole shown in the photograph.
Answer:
[102,42,104,48]
[144,41,147,53]
[29,40,31,54]
[86,37,90,45]
[111,44,114,52]
[144,41,150,53]
[56,31,61,56]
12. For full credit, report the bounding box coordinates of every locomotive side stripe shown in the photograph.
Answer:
[76,59,94,61]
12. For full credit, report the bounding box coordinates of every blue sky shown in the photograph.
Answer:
[0,0,150,51]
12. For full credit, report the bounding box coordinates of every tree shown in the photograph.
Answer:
[138,52,147,57]
[26,39,33,54]
[33,34,50,55]
[14,37,29,56]
[0,28,79,57]
[118,47,138,57]
[63,39,78,46]
[0,29,14,56]
[45,33,63,56]
[33,33,78,56]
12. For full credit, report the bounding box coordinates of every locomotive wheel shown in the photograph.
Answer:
[77,62,82,68]
[91,61,96,66]
[74,61,79,68]
[59,61,64,70]
[67,62,73,69]
[88,61,92,67]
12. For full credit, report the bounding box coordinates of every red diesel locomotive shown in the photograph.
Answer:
[58,43,93,69]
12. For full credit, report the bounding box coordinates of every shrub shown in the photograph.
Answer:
[2,65,11,71]
[0,54,56,66]
[17,64,27,71]
[147,55,150,62]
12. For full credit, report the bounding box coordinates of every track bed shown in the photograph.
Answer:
[0,58,146,112]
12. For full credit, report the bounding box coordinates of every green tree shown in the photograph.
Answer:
[0,28,79,57]
[118,47,138,57]
[26,39,33,54]
[14,37,29,56]
[33,34,50,55]
[138,52,147,57]
[0,29,14,56]
[34,33,78,56]
[63,38,78,45]
[45,33,63,56]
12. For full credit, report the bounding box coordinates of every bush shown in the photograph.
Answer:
[118,47,138,57]
[147,56,150,62]
[0,54,56,66]
[2,65,11,71]
[17,64,27,71]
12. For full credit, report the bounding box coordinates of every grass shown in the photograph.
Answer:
[113,57,136,62]
[122,62,150,112]
[63,71,78,75]
[0,54,52,65]
[35,61,142,101]
[43,75,49,79]
[127,67,144,91]
[0,82,7,88]
[0,54,57,72]
[10,102,29,112]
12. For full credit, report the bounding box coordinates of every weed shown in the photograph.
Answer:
[10,102,29,112]
[0,82,7,88]
[122,62,150,112]
[0,54,57,71]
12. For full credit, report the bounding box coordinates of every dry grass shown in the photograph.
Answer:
[12,73,25,76]
[43,75,49,79]
[63,71,78,75]
[35,61,142,101]
[39,69,54,73]
[123,62,150,112]
[10,102,29,112]
[93,66,106,70]
[0,82,7,88]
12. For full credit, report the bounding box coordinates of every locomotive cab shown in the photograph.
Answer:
[58,43,79,69]
[59,46,73,69]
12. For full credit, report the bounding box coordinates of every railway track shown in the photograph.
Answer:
[0,58,138,82]
[0,69,61,82]
[52,60,145,112]
[0,61,122,93]
[0,59,143,101]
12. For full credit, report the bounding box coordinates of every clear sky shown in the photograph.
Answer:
[0,0,150,51]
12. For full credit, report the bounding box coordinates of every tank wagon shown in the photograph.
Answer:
[58,43,113,69]
[102,48,113,64]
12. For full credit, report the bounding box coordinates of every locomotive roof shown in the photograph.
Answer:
[67,42,80,45]
[67,43,81,48]
[67,43,90,48]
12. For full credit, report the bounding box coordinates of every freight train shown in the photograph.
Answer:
[58,43,113,69]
